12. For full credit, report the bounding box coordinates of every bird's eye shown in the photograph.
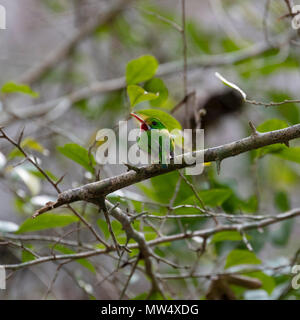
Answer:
[152,121,157,126]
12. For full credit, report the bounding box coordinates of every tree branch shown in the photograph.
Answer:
[34,123,300,216]
[16,0,132,85]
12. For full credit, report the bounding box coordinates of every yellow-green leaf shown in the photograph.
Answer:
[126,55,159,85]
[22,245,36,262]
[57,143,96,173]
[243,271,275,295]
[211,231,251,243]
[1,82,39,97]
[97,219,123,239]
[16,213,79,233]
[257,119,288,133]
[8,137,45,159]
[127,85,159,107]
[225,249,261,269]
[198,188,232,207]
[144,78,168,107]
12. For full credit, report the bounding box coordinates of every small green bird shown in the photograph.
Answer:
[130,112,175,166]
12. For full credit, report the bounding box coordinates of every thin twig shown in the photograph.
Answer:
[4,207,300,271]
[137,7,183,32]
[119,257,140,300]
[159,172,182,232]
[100,199,121,257]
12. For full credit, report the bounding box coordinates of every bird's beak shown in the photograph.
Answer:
[130,112,144,123]
[130,113,150,130]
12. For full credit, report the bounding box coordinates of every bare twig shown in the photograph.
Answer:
[0,127,108,248]
[159,172,182,232]
[4,207,300,271]
[246,98,300,107]
[99,199,121,257]
[43,260,71,299]
[137,7,183,32]
[157,263,291,280]
[119,256,140,300]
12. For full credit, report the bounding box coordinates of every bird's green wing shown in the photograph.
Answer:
[137,129,174,165]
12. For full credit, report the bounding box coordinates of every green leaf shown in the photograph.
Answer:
[198,188,232,207]
[267,158,298,187]
[8,137,46,159]
[268,92,300,125]
[145,232,157,241]
[256,119,288,133]
[133,292,148,300]
[254,120,300,164]
[127,85,159,107]
[274,191,290,212]
[134,109,182,131]
[97,219,123,240]
[57,143,96,173]
[144,78,168,107]
[148,291,165,300]
[257,145,300,164]
[225,249,261,269]
[186,21,212,54]
[276,147,300,163]
[53,244,96,273]
[258,55,299,76]
[221,37,242,52]
[243,271,275,295]
[255,119,288,158]
[1,82,39,97]
[16,213,78,233]
[207,170,258,214]
[97,219,110,239]
[28,169,58,181]
[22,245,36,262]
[238,195,258,213]
[94,243,106,250]
[139,171,191,204]
[278,104,300,125]
[126,55,159,85]
[211,231,251,243]
[177,188,233,212]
